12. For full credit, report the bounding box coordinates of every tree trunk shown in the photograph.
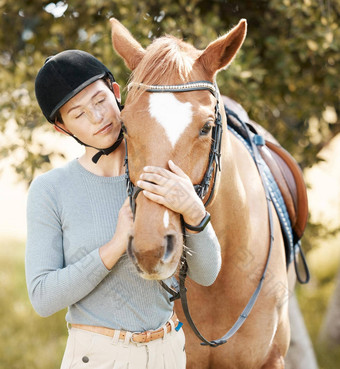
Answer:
[319,267,340,346]
[285,293,319,369]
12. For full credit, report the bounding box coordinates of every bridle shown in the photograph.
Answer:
[124,80,223,217]
[123,80,275,348]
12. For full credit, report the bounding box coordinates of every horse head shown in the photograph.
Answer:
[110,18,247,280]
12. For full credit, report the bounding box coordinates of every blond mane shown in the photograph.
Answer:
[128,36,200,100]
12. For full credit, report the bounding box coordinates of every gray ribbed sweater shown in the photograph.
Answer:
[25,159,221,331]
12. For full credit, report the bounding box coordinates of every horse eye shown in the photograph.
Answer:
[199,122,212,136]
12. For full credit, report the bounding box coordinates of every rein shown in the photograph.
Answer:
[123,80,275,347]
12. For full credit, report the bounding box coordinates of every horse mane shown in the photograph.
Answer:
[128,35,200,100]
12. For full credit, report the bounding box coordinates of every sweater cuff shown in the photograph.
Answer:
[89,248,112,278]
[185,222,216,248]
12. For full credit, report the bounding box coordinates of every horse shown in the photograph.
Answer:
[110,18,292,368]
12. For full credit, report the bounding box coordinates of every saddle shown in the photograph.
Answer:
[222,96,308,245]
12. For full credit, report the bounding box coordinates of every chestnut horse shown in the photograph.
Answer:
[110,18,290,368]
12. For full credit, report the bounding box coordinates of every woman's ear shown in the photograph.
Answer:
[54,122,71,135]
[112,82,121,103]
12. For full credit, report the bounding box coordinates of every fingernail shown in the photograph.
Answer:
[137,180,141,186]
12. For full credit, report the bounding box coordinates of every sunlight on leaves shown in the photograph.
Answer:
[44,1,68,18]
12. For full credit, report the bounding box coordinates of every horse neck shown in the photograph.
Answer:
[208,126,251,251]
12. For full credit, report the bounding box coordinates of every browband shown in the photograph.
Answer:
[128,80,217,97]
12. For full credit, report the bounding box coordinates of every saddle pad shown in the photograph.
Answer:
[227,125,295,265]
[224,106,308,243]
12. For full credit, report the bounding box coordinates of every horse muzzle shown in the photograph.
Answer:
[127,232,182,280]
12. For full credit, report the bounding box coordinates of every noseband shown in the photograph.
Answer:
[124,80,223,217]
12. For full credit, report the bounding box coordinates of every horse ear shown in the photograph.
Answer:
[198,19,247,77]
[110,18,146,71]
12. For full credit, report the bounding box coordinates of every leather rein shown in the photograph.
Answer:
[124,80,275,347]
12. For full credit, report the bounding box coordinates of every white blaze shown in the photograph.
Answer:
[149,93,193,147]
[163,210,169,229]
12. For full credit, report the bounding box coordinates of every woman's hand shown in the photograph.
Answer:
[137,160,206,227]
[99,198,133,270]
[114,197,134,247]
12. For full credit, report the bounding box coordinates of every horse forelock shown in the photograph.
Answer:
[128,36,200,100]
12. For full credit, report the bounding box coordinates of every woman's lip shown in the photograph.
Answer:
[94,123,113,135]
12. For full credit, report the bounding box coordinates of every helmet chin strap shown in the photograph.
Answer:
[54,124,124,163]
[90,129,124,163]
[54,99,124,164]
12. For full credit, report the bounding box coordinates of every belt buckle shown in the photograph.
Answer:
[131,330,152,344]
[130,331,141,344]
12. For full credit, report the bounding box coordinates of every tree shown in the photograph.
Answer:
[0,0,339,183]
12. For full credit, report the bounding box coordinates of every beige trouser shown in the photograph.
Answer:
[60,322,186,369]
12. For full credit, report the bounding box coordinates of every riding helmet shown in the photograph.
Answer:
[35,50,115,123]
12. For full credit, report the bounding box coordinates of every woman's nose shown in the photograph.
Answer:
[87,106,104,124]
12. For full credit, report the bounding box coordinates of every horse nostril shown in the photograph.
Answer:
[163,234,175,261]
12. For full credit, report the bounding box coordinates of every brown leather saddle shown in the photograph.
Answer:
[222,96,308,244]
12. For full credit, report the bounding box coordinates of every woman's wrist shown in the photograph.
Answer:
[99,236,126,270]
[183,206,207,233]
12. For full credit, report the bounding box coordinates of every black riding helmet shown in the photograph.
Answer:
[35,50,123,163]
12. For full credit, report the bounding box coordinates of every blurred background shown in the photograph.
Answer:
[0,0,339,368]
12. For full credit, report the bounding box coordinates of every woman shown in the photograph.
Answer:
[26,49,221,369]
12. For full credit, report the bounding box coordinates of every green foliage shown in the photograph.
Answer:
[0,237,67,369]
[296,225,340,368]
[297,280,340,369]
[0,0,339,184]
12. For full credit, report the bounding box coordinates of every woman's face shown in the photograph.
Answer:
[58,80,121,149]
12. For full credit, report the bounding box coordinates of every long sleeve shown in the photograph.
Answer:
[25,176,110,317]
[184,222,221,286]
[24,160,174,332]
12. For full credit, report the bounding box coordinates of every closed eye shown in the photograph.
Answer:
[75,111,84,119]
